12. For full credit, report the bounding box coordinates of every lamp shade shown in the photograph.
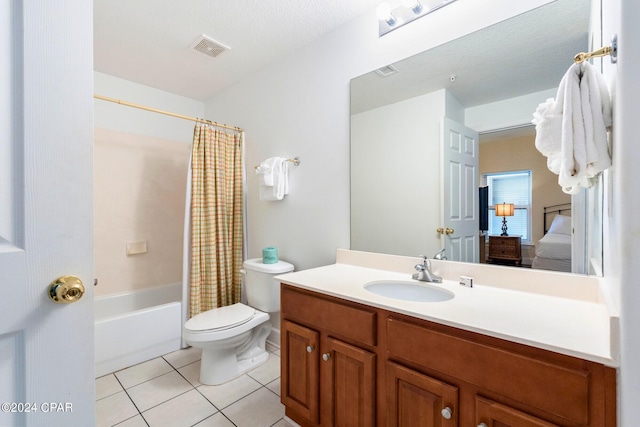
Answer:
[495,203,514,217]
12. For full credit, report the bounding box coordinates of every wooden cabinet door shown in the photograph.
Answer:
[476,396,559,427]
[324,337,376,427]
[281,319,320,424]
[386,362,458,427]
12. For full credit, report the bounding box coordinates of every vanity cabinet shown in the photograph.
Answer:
[386,361,458,426]
[280,284,616,427]
[280,320,319,423]
[281,286,377,427]
[475,396,559,427]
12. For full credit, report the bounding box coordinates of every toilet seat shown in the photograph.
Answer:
[185,303,256,333]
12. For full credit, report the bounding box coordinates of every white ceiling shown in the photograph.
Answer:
[94,0,381,101]
[351,0,591,114]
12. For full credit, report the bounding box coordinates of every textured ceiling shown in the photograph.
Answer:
[94,0,381,101]
[351,0,591,114]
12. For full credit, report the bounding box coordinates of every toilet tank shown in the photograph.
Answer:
[242,258,294,312]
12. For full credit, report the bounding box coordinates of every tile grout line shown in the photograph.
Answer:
[114,359,198,426]
[98,348,283,427]
[112,373,150,427]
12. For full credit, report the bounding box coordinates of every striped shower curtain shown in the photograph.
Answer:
[189,124,244,318]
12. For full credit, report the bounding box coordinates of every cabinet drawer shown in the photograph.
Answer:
[387,318,589,425]
[281,285,376,347]
[493,245,516,257]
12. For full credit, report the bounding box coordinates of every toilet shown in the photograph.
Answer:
[183,258,294,385]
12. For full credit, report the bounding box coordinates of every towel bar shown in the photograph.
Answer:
[254,157,300,171]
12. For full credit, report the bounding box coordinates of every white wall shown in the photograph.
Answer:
[204,0,553,271]
[351,90,446,257]
[94,72,203,142]
[465,88,558,132]
[601,0,640,424]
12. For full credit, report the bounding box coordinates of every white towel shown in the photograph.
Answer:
[255,157,278,186]
[256,157,289,201]
[532,62,612,194]
[581,62,612,179]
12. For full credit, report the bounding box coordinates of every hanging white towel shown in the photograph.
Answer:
[532,62,612,194]
[255,157,278,186]
[256,157,289,201]
[581,62,612,180]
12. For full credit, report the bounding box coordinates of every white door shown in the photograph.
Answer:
[0,2,94,426]
[441,118,479,262]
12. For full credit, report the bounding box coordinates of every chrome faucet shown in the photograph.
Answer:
[412,255,442,283]
[433,248,447,260]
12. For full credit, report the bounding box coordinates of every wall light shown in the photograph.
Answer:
[401,0,423,15]
[378,0,459,36]
[376,3,397,27]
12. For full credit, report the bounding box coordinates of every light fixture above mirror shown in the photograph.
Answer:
[377,0,458,36]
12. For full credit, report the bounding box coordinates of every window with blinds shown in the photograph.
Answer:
[484,171,532,242]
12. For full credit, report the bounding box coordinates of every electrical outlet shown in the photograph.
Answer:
[459,276,473,288]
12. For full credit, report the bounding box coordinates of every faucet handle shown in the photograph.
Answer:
[417,255,431,270]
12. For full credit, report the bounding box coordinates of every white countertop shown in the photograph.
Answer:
[276,250,618,367]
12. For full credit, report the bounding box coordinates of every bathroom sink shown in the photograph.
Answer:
[363,280,454,302]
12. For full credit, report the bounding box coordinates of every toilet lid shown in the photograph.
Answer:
[185,303,256,332]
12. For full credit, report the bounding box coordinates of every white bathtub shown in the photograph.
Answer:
[95,283,182,377]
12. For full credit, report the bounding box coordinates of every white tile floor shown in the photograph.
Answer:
[95,346,295,427]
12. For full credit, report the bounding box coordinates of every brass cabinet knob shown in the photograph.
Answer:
[48,275,85,304]
[441,407,453,420]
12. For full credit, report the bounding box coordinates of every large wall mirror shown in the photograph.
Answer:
[350,0,604,276]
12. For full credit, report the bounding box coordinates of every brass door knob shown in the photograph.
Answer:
[445,228,454,235]
[48,275,85,304]
[436,227,444,234]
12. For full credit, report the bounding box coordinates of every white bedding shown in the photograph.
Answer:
[535,233,572,260]
[531,256,571,272]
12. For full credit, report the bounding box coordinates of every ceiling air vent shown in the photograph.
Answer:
[190,35,229,58]
[375,64,398,77]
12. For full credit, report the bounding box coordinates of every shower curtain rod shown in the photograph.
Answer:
[94,94,243,132]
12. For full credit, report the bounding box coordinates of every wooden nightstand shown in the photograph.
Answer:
[488,235,522,266]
